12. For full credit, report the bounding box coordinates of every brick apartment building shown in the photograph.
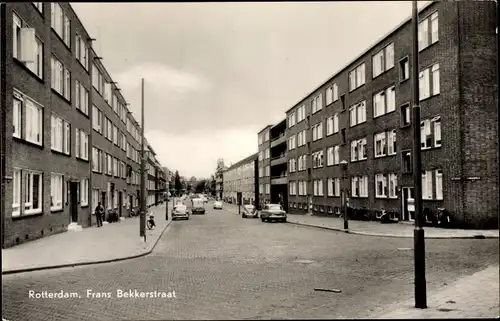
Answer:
[0,2,165,248]
[268,1,497,228]
[222,153,258,205]
[269,119,288,211]
[257,125,272,207]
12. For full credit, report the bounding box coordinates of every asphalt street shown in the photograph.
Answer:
[2,203,499,320]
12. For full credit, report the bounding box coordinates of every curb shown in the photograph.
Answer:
[2,219,173,275]
[286,221,499,239]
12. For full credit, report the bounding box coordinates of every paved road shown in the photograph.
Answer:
[2,204,499,320]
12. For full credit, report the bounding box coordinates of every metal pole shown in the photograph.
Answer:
[412,0,426,309]
[1,2,7,248]
[140,78,146,241]
[165,192,169,220]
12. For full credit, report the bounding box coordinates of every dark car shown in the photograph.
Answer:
[260,204,287,223]
[242,204,258,218]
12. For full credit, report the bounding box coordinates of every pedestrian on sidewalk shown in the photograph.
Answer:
[95,202,104,227]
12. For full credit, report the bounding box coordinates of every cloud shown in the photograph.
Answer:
[145,127,258,178]
[115,62,211,95]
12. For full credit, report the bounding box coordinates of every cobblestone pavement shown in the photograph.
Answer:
[2,204,499,320]
[2,203,173,273]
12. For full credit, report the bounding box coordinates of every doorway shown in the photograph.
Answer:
[101,192,106,220]
[119,191,123,217]
[70,182,78,223]
[401,187,415,221]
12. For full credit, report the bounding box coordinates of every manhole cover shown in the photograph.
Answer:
[293,259,315,264]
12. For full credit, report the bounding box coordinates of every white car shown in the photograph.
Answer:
[172,204,190,220]
[213,201,223,210]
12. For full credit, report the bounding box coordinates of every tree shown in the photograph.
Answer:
[195,180,207,193]
[174,171,182,195]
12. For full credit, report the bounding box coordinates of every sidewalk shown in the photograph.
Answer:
[222,203,499,239]
[369,265,500,319]
[2,203,174,274]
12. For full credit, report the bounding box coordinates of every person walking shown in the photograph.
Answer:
[95,202,104,227]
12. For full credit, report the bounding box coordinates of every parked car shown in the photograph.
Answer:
[260,204,287,223]
[172,204,190,220]
[191,198,206,214]
[213,201,223,210]
[242,204,258,218]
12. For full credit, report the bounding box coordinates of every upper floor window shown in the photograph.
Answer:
[419,63,440,101]
[351,138,367,162]
[51,113,70,155]
[421,117,441,149]
[92,63,104,95]
[288,135,296,150]
[264,131,269,142]
[13,91,43,146]
[289,159,297,172]
[297,130,307,147]
[75,33,89,70]
[373,86,396,118]
[51,3,70,47]
[12,13,44,79]
[312,150,324,169]
[326,113,339,136]
[312,121,323,141]
[75,128,89,161]
[265,148,270,159]
[51,56,71,100]
[289,181,297,196]
[297,105,306,122]
[288,112,296,128]
[326,83,339,105]
[372,43,394,78]
[92,105,102,133]
[75,81,89,115]
[258,134,263,145]
[349,63,366,91]
[33,3,44,13]
[399,57,409,81]
[374,130,397,157]
[349,101,366,127]
[418,12,439,51]
[312,94,323,114]
[326,146,340,166]
[297,155,308,171]
[327,178,341,197]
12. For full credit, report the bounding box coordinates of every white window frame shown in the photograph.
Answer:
[333,113,339,133]
[435,169,443,200]
[419,63,439,101]
[422,171,433,200]
[51,113,70,155]
[312,93,323,114]
[13,96,22,139]
[14,91,43,146]
[327,147,334,166]
[420,119,432,149]
[418,11,439,51]
[387,129,397,155]
[50,173,64,211]
[12,168,22,216]
[358,138,367,160]
[23,170,43,215]
[348,63,366,91]
[334,146,340,165]
[374,132,386,158]
[400,57,410,81]
[388,173,398,199]
[349,101,366,127]
[326,116,334,136]
[375,174,387,198]
[372,43,394,78]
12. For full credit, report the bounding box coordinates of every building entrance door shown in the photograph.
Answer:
[70,182,78,223]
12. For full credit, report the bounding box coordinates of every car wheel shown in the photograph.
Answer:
[282,218,287,223]
[261,217,265,222]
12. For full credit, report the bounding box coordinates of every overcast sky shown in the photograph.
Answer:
[71,1,429,179]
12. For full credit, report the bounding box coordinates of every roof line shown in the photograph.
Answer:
[284,1,435,114]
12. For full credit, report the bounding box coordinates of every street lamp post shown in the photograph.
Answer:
[411,0,427,309]
[340,160,349,230]
[139,78,146,242]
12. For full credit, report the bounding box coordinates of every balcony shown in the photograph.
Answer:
[271,175,287,185]
[270,134,287,148]
[270,154,287,167]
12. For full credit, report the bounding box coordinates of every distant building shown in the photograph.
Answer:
[222,153,258,205]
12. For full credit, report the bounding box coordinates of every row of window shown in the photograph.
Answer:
[11,168,89,217]
[14,9,144,147]
[287,9,440,129]
[288,169,442,200]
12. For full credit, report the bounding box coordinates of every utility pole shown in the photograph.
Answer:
[412,0,427,309]
[140,78,146,242]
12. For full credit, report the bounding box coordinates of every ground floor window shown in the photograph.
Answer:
[80,179,89,207]
[12,169,43,217]
[50,173,64,211]
[92,189,99,211]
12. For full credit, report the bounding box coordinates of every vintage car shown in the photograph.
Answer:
[260,204,287,223]
[242,204,258,218]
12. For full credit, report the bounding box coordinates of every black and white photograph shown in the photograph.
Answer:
[0,1,499,320]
